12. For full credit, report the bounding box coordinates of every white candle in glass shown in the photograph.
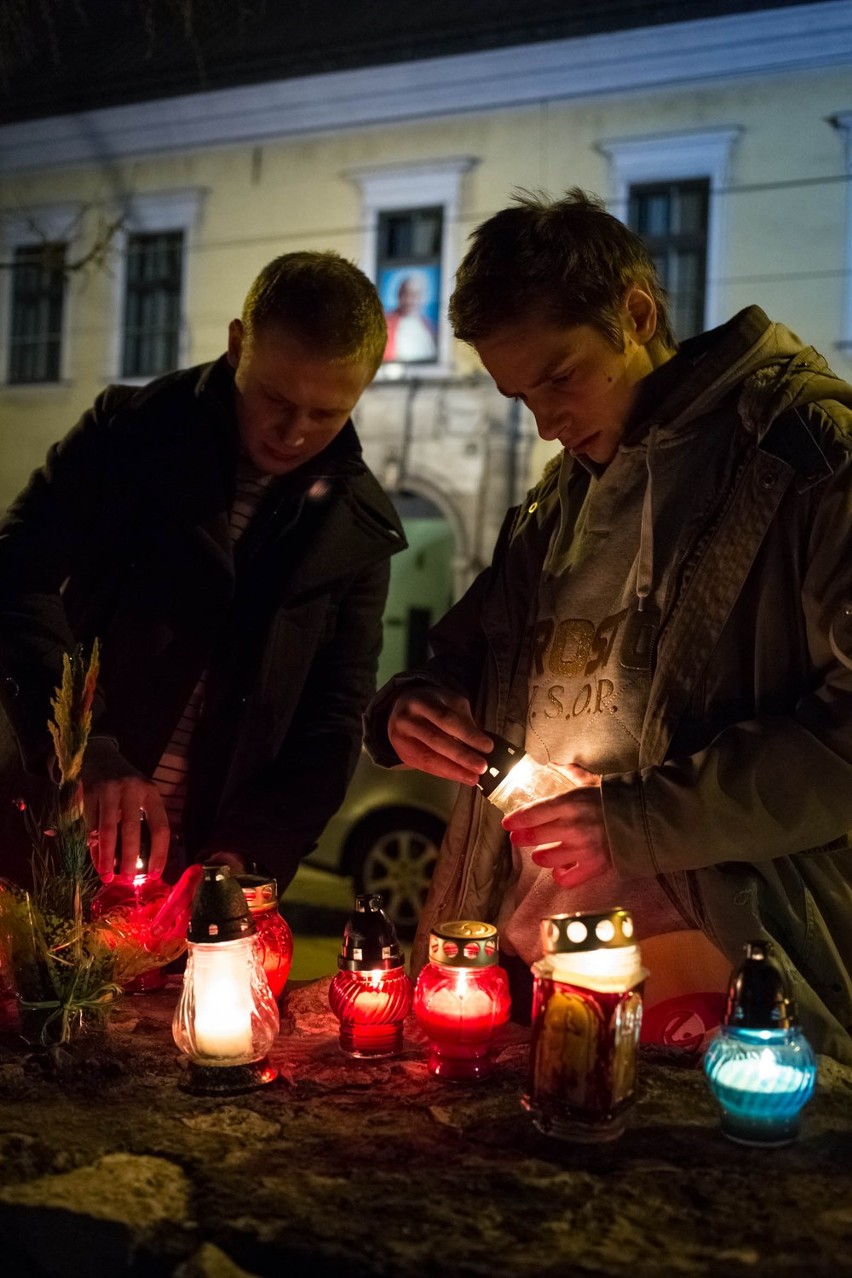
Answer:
[713,1049,803,1097]
[423,971,495,1032]
[192,940,255,1061]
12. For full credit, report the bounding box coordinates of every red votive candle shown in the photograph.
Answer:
[237,875,293,1001]
[91,824,170,993]
[329,895,412,1058]
[413,921,511,1081]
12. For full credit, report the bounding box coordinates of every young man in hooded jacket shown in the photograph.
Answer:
[0,250,405,890]
[364,190,852,1063]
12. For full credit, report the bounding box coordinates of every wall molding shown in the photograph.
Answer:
[1,3,850,173]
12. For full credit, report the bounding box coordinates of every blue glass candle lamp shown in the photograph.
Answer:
[704,940,816,1147]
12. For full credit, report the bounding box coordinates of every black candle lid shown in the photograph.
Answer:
[724,939,796,1030]
[188,864,256,943]
[476,733,526,799]
[337,894,405,971]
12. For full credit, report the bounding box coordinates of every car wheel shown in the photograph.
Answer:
[347,808,443,936]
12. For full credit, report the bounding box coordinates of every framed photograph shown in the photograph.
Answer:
[379,264,441,364]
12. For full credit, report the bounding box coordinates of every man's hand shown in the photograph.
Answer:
[81,739,170,879]
[387,686,493,785]
[501,763,611,887]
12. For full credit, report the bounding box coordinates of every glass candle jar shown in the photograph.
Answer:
[237,874,293,1001]
[172,865,279,1091]
[329,894,413,1058]
[476,733,576,819]
[524,909,647,1142]
[413,921,511,1080]
[91,823,170,993]
[703,940,817,1146]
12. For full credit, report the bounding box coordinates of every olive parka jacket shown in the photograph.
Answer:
[365,307,852,1063]
[0,356,405,886]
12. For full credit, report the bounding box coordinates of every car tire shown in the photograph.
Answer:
[347,807,443,937]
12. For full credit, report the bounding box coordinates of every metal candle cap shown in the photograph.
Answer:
[540,909,635,955]
[338,894,405,971]
[724,939,796,1030]
[429,920,500,968]
[476,733,526,799]
[237,873,279,914]
[188,864,257,943]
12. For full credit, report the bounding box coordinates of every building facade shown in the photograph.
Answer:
[1,1,851,637]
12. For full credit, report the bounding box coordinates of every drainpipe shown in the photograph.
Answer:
[398,377,421,487]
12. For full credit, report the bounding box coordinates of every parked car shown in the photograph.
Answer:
[307,751,457,935]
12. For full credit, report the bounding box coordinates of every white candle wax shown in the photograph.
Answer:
[192,940,255,1061]
[713,1053,803,1096]
[426,973,494,1028]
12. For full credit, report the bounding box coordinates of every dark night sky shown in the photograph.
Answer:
[0,0,835,124]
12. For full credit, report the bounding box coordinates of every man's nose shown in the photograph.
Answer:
[273,408,307,440]
[535,410,565,442]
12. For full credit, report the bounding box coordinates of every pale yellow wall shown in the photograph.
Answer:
[1,65,850,507]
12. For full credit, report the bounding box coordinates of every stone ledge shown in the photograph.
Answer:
[0,977,849,1277]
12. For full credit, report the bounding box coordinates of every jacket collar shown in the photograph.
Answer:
[624,306,773,444]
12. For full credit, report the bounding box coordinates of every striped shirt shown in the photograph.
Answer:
[151,461,276,830]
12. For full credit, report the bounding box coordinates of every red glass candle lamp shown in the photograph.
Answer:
[413,921,511,1080]
[172,865,279,1093]
[91,821,169,993]
[328,894,412,1058]
[237,874,293,1001]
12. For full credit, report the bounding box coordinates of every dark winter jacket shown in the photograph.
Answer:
[0,356,405,885]
[366,307,852,1062]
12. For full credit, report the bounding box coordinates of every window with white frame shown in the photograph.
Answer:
[9,241,67,384]
[1,203,81,386]
[346,158,477,374]
[628,180,710,339]
[122,230,183,378]
[112,189,205,381]
[597,129,740,338]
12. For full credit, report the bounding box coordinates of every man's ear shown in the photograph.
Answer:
[227,318,244,369]
[623,286,657,347]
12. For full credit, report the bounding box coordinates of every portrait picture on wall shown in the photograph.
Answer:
[379,264,440,364]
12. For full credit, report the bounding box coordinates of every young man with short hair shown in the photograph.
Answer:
[0,250,404,888]
[365,191,852,1062]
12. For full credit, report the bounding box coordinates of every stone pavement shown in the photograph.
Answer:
[0,978,850,1277]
